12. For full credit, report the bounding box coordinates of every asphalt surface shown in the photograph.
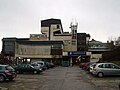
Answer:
[0,66,120,90]
[40,66,96,90]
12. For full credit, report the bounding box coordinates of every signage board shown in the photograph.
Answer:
[68,51,86,56]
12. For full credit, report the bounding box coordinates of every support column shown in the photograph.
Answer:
[70,57,73,66]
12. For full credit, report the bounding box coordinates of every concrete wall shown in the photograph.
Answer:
[50,25,77,52]
[15,44,52,58]
[41,24,77,52]
[90,54,102,62]
[41,27,49,37]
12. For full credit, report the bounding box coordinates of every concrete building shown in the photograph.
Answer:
[41,19,77,52]
[88,39,110,62]
[1,18,90,66]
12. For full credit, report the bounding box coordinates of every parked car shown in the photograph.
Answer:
[31,61,47,70]
[13,64,42,74]
[84,62,97,72]
[89,63,97,73]
[31,63,43,71]
[0,65,17,82]
[82,62,90,71]
[79,63,86,68]
[79,62,91,71]
[32,61,55,70]
[44,62,51,69]
[49,62,55,68]
[91,63,120,77]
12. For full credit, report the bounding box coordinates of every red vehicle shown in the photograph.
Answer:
[79,63,86,68]
[82,62,90,71]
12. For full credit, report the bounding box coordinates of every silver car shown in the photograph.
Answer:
[89,63,97,73]
[91,63,120,77]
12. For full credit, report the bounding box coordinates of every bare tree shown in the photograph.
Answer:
[108,36,120,46]
[115,36,120,46]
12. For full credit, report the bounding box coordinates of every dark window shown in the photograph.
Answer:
[72,40,76,45]
[0,66,2,70]
[92,64,97,68]
[57,25,59,29]
[98,64,103,68]
[51,45,62,49]
[110,64,120,69]
[104,64,111,68]
[51,49,62,55]
[6,66,14,70]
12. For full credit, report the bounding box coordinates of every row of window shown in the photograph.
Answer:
[98,64,119,69]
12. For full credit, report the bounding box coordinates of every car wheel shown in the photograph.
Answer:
[0,75,5,82]
[16,70,19,74]
[37,71,40,74]
[17,71,23,74]
[33,71,37,74]
[98,72,104,78]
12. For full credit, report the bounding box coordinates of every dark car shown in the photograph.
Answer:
[0,65,17,82]
[49,62,55,68]
[44,62,55,69]
[44,62,51,69]
[13,64,42,74]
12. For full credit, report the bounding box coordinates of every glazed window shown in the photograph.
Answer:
[57,25,59,29]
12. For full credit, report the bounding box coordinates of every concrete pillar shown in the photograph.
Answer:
[70,57,73,66]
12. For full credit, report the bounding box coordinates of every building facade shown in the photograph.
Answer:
[88,39,110,62]
[1,18,90,66]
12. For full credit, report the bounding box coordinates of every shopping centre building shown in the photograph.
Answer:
[2,18,105,66]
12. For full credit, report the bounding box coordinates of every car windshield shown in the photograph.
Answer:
[38,63,43,65]
[30,65,34,68]
[6,66,14,70]
[92,64,97,68]
[31,64,37,66]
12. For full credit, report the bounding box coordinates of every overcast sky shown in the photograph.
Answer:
[0,0,120,51]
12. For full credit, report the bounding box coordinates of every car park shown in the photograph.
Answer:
[91,63,120,77]
[0,65,17,82]
[13,64,42,74]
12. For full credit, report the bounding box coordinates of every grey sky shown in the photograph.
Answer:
[0,0,120,51]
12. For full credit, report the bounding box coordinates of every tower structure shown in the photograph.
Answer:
[70,22,78,39]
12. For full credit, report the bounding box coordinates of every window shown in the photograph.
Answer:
[51,45,62,49]
[92,64,97,68]
[6,66,14,70]
[104,64,111,68]
[110,64,120,69]
[72,40,76,45]
[98,64,103,68]
[0,66,2,70]
[57,25,59,29]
